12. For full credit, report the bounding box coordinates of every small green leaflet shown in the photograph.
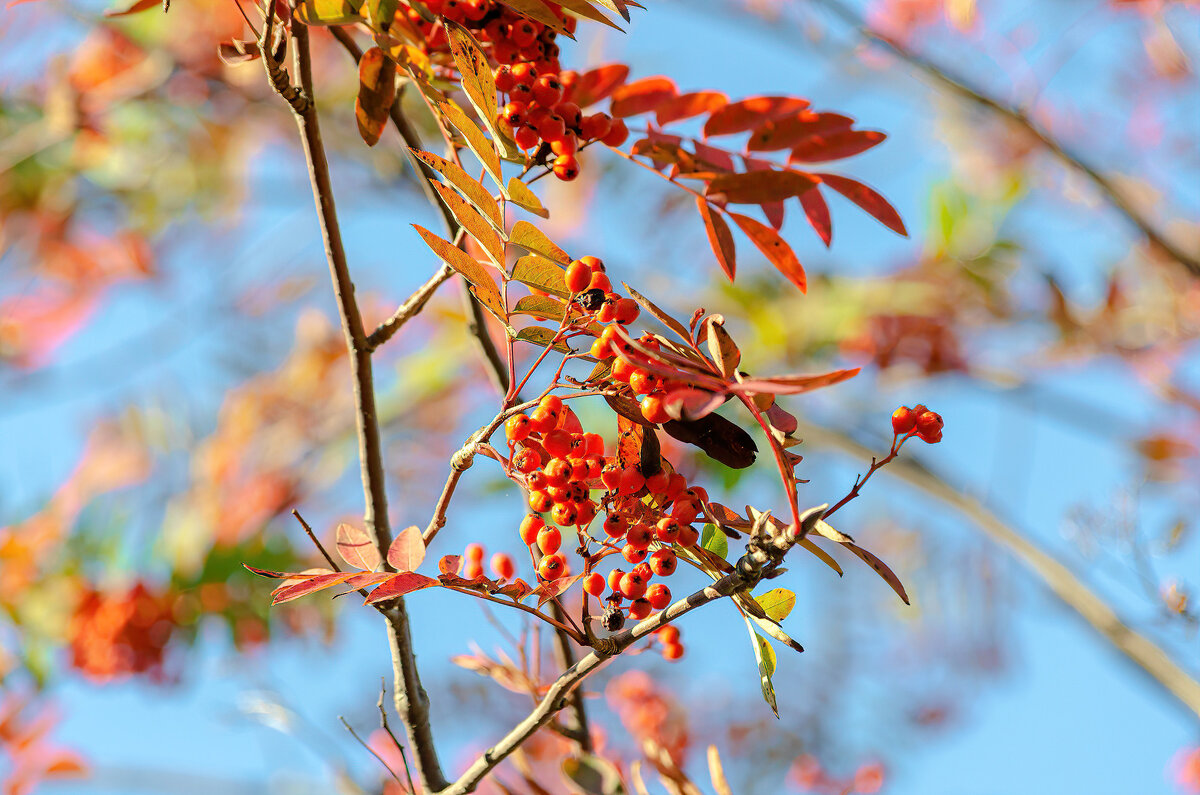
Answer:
[746,620,779,717]
[516,326,571,353]
[700,523,728,560]
[755,587,796,622]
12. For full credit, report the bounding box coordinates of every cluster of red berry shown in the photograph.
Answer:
[891,404,943,444]
[461,541,516,581]
[69,582,176,682]
[497,63,629,181]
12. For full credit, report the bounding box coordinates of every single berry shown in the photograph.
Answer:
[618,468,645,496]
[537,553,565,581]
[601,118,629,147]
[491,553,515,580]
[657,625,680,644]
[528,490,553,513]
[607,569,625,592]
[649,549,677,577]
[655,517,681,544]
[603,513,629,538]
[553,154,579,181]
[583,572,606,596]
[514,125,541,150]
[916,410,943,437]
[661,641,684,661]
[536,525,562,554]
[626,523,653,550]
[565,260,592,293]
[621,545,647,564]
[676,524,700,547]
[613,298,640,325]
[506,413,532,442]
[551,502,579,527]
[532,74,564,106]
[513,447,541,474]
[646,583,671,609]
[640,395,671,425]
[465,543,485,562]
[629,598,652,620]
[891,406,917,435]
[619,572,647,600]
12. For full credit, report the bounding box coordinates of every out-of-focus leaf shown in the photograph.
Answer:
[356,46,395,146]
[655,91,727,126]
[745,622,779,717]
[790,130,886,163]
[336,522,381,570]
[707,746,732,795]
[387,525,425,572]
[706,170,818,204]
[104,0,160,16]
[218,39,261,66]
[570,64,630,108]
[295,0,364,25]
[729,213,806,293]
[747,111,854,151]
[562,754,627,795]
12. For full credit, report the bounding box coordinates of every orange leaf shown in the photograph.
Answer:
[610,76,677,118]
[789,130,886,163]
[706,170,817,204]
[655,91,727,126]
[336,522,381,571]
[364,572,439,604]
[387,525,426,572]
[704,96,811,137]
[730,367,861,395]
[746,111,854,152]
[816,173,907,237]
[570,64,630,108]
[730,213,806,293]
[356,47,396,147]
[845,542,909,605]
[696,198,736,281]
[799,185,832,247]
[412,224,508,322]
[104,0,159,16]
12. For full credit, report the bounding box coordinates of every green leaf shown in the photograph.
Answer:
[700,523,728,560]
[509,220,570,264]
[746,621,779,717]
[516,326,571,354]
[412,225,508,325]
[411,149,503,229]
[562,753,626,795]
[755,587,795,623]
[511,295,567,321]
[512,255,569,297]
[295,0,364,25]
[506,177,549,218]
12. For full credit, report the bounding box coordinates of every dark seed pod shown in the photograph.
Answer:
[601,603,626,632]
[577,288,607,311]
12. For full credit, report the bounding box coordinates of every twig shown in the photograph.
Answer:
[378,681,417,795]
[367,263,455,351]
[795,418,1200,720]
[267,19,448,792]
[805,0,1200,278]
[548,601,592,751]
[822,432,912,519]
[340,716,406,788]
[292,510,341,572]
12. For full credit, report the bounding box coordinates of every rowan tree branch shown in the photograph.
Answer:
[794,418,1200,720]
[805,0,1200,278]
[437,507,826,794]
[265,19,448,792]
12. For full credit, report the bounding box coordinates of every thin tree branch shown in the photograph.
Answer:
[266,19,448,792]
[795,418,1200,720]
[367,262,455,351]
[548,601,592,750]
[805,0,1200,278]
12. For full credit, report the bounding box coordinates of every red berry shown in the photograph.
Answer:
[514,125,540,150]
[613,298,639,325]
[544,458,571,486]
[528,490,553,512]
[513,447,540,473]
[661,641,684,660]
[551,502,579,527]
[601,118,629,147]
[583,572,606,596]
[619,572,647,599]
[629,598,652,620]
[555,102,583,131]
[553,154,579,181]
[657,625,680,644]
[538,554,565,581]
[502,101,528,128]
[583,432,605,457]
[603,513,629,538]
[920,429,943,444]
[491,553,515,580]
[539,394,563,414]
[645,471,670,496]
[646,583,671,609]
[622,545,647,564]
[528,407,556,434]
[505,413,532,442]
[465,542,485,562]
[509,83,534,105]
[676,524,699,547]
[511,62,537,83]
[891,406,917,435]
[649,549,677,577]
[600,461,623,491]
[565,260,592,293]
[626,523,653,550]
[915,410,943,437]
[527,470,548,491]
[494,65,516,93]
[580,112,612,141]
[536,525,561,554]
[641,395,671,425]
[551,135,578,156]
[463,559,483,579]
[590,337,613,359]
[543,429,573,458]
[655,517,681,544]
[607,568,625,592]
[618,468,645,496]
[519,515,545,545]
[532,74,564,106]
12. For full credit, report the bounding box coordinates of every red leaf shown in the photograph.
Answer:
[705,170,818,204]
[655,91,728,126]
[497,577,535,601]
[789,130,886,163]
[746,111,854,152]
[692,140,736,172]
[387,525,426,572]
[272,572,356,605]
[697,198,736,281]
[364,572,439,604]
[344,572,393,589]
[799,185,832,247]
[662,387,727,421]
[104,0,159,16]
[704,96,811,137]
[336,522,381,571]
[610,76,677,118]
[730,213,806,293]
[244,564,293,580]
[439,554,463,575]
[730,367,861,395]
[817,173,907,236]
[569,64,629,108]
[765,403,799,434]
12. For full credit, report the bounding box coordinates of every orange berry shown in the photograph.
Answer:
[677,524,700,547]
[513,447,541,473]
[655,517,681,544]
[506,413,532,442]
[626,523,653,550]
[514,125,540,150]
[661,641,684,660]
[657,625,680,644]
[537,553,565,581]
[641,395,671,424]
[536,525,562,554]
[629,598,652,620]
[491,553,515,580]
[551,502,579,527]
[622,545,648,564]
[891,406,917,435]
[543,457,572,486]
[519,515,545,546]
[590,337,613,359]
[613,298,640,325]
[646,583,671,609]
[916,410,943,437]
[463,560,484,579]
[529,490,553,513]
[649,549,677,576]
[619,572,647,599]
[565,260,592,293]
[588,272,613,293]
[583,572,606,596]
[543,429,573,458]
[465,543,485,562]
[603,513,629,538]
[601,118,629,146]
[618,468,646,496]
[553,154,579,181]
